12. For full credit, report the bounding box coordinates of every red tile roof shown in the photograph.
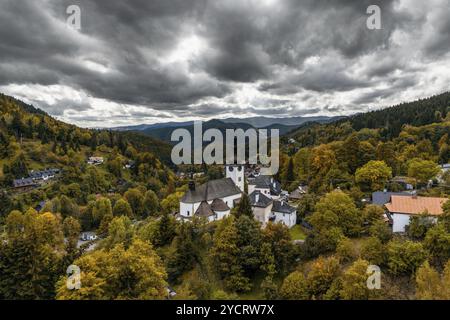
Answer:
[385,195,448,216]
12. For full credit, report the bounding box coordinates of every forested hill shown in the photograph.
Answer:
[0,94,47,116]
[288,92,450,147]
[0,93,173,165]
[0,93,177,217]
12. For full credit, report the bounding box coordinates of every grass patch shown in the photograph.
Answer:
[290,224,307,240]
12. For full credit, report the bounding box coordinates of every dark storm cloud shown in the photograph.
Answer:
[0,0,449,124]
[26,97,93,116]
[352,76,418,105]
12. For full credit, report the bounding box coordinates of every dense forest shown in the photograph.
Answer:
[1,92,450,300]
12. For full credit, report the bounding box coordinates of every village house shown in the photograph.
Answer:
[87,156,104,165]
[123,160,135,169]
[12,178,38,192]
[288,185,309,202]
[248,175,282,199]
[249,190,297,227]
[371,190,413,206]
[385,195,448,232]
[28,168,60,181]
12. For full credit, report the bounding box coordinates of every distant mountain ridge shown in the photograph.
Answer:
[220,116,341,128]
[111,116,343,142]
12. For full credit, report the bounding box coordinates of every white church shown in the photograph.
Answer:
[179,165,297,227]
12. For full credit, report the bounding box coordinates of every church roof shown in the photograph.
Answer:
[195,201,215,217]
[181,178,241,204]
[210,198,230,211]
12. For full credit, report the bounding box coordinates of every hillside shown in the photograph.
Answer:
[287,92,450,148]
[0,93,176,217]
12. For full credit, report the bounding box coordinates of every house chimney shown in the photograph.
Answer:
[188,181,196,191]
[255,193,260,203]
[383,188,387,193]
[273,182,276,188]
[271,178,274,183]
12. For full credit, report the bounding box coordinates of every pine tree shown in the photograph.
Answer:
[234,193,253,218]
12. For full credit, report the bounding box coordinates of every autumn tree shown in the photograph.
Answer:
[306,256,341,299]
[360,237,385,265]
[0,210,65,299]
[167,222,197,282]
[386,239,428,275]
[262,222,295,275]
[236,215,262,275]
[210,216,250,292]
[113,198,133,217]
[143,190,160,217]
[103,216,134,249]
[407,158,440,185]
[308,190,362,237]
[280,271,309,300]
[415,261,443,300]
[124,188,144,217]
[423,224,450,266]
[340,259,371,300]
[355,160,392,191]
[56,239,167,299]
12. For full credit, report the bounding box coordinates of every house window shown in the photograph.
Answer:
[187,211,190,216]
[238,177,242,182]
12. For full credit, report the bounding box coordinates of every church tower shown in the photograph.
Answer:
[225,164,245,192]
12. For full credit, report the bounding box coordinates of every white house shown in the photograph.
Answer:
[385,195,447,232]
[249,190,297,228]
[272,200,297,227]
[87,156,104,165]
[248,175,282,199]
[178,165,244,221]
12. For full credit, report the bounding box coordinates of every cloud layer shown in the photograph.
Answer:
[0,0,449,127]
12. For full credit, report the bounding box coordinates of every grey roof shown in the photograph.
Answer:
[371,191,412,206]
[13,178,36,188]
[195,201,215,217]
[289,188,305,199]
[248,175,282,195]
[181,178,241,203]
[29,168,60,179]
[210,198,230,211]
[249,190,273,208]
[272,200,296,214]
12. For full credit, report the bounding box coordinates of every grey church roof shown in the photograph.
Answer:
[249,190,273,208]
[371,191,412,206]
[248,175,282,195]
[210,198,230,211]
[181,178,241,204]
[195,201,215,217]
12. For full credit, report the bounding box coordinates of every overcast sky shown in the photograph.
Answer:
[0,0,449,127]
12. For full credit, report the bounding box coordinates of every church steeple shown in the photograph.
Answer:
[225,164,244,192]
